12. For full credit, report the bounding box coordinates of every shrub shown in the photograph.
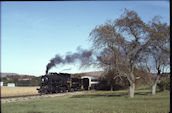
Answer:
[96,78,128,91]
[157,78,170,91]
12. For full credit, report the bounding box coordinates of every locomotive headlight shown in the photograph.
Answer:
[42,77,48,82]
[45,77,48,81]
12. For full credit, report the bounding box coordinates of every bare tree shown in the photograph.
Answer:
[140,17,170,95]
[90,9,151,98]
[95,47,130,91]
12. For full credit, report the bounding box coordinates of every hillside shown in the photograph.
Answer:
[1,72,40,86]
[0,72,19,78]
[71,71,103,78]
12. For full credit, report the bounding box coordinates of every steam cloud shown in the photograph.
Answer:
[46,46,93,74]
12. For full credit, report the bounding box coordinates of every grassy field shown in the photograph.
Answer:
[2,88,170,113]
[1,86,39,97]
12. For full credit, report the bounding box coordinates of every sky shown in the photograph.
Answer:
[1,1,170,76]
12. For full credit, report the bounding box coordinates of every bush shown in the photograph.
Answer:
[96,78,128,91]
[157,78,170,91]
[96,79,110,90]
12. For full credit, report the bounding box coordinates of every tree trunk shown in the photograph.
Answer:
[128,83,135,98]
[152,83,157,95]
[110,84,113,91]
[152,73,160,95]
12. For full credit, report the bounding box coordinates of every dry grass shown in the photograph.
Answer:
[1,86,39,97]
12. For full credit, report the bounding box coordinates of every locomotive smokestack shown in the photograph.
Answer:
[46,70,48,74]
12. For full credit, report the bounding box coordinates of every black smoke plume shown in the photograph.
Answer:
[45,47,93,74]
[45,55,64,74]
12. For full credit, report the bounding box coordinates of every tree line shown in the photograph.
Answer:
[1,76,41,86]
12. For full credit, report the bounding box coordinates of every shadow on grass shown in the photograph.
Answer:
[135,91,151,95]
[71,91,151,98]
[27,111,43,113]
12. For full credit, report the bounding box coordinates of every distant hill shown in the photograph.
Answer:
[1,71,103,78]
[82,71,103,77]
[1,72,41,86]
[71,71,103,78]
[0,72,36,78]
[0,72,19,78]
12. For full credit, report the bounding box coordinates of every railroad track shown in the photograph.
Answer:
[1,94,41,99]
[1,91,88,103]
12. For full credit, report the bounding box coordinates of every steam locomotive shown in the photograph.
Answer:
[37,72,89,94]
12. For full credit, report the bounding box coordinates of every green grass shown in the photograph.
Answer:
[2,89,169,113]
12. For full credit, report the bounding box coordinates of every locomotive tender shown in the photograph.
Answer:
[37,72,89,94]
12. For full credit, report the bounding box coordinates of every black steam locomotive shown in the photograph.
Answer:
[37,72,89,94]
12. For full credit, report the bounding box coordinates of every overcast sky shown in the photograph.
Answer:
[1,1,169,76]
